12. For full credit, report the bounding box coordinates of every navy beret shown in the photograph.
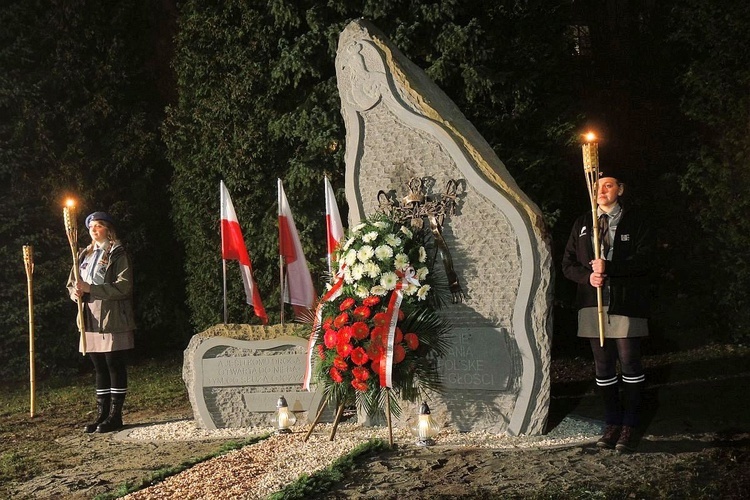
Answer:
[85,211,116,228]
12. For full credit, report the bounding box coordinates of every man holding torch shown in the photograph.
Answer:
[562,164,655,453]
[66,211,135,433]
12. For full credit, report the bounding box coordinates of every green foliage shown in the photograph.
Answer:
[0,0,189,379]
[313,214,451,418]
[165,0,579,331]
[268,439,389,499]
[671,1,750,341]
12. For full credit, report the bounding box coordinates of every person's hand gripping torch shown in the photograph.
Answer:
[63,199,87,355]
[581,132,606,347]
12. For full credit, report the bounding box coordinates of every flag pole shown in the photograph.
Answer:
[278,179,285,326]
[222,259,228,324]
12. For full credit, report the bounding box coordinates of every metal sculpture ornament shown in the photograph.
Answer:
[377,178,464,303]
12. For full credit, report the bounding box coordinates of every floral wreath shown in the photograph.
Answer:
[306,213,451,419]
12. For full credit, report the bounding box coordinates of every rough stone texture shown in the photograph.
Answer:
[183,324,326,429]
[336,20,553,435]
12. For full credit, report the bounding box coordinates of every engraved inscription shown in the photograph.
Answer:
[202,354,303,387]
[437,328,510,391]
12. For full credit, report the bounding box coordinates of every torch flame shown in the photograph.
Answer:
[584,131,597,142]
[65,198,76,208]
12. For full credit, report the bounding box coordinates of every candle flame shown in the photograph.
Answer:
[65,198,76,208]
[584,132,597,142]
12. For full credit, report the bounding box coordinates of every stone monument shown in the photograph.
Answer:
[336,19,552,435]
[183,323,325,430]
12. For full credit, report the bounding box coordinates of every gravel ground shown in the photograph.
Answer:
[117,416,602,499]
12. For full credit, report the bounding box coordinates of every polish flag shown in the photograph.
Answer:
[324,176,344,275]
[220,180,268,324]
[278,179,316,309]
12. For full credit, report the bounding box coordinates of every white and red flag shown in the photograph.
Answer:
[324,176,344,275]
[220,180,268,324]
[278,179,316,309]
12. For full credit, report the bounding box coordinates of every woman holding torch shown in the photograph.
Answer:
[67,211,135,433]
[562,167,654,453]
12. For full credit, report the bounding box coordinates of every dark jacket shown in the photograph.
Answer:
[67,243,136,333]
[561,205,654,318]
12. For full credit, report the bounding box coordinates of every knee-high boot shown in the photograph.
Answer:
[96,394,125,433]
[84,394,110,433]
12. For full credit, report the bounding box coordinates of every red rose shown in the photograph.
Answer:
[351,379,369,391]
[339,297,356,311]
[333,355,348,370]
[334,312,350,328]
[353,305,371,320]
[393,344,406,364]
[352,366,370,381]
[372,312,389,327]
[363,296,381,307]
[337,342,353,358]
[405,332,419,350]
[330,367,344,383]
[350,347,369,366]
[317,344,326,359]
[324,329,338,348]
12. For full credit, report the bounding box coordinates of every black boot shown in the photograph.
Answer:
[84,395,110,433]
[96,395,125,433]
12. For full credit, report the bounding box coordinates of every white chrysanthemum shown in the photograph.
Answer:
[403,283,418,296]
[394,253,409,270]
[374,244,393,260]
[400,226,413,239]
[355,285,370,299]
[343,237,355,251]
[374,221,389,229]
[351,263,365,281]
[417,284,431,300]
[419,246,427,263]
[370,285,388,296]
[416,266,429,280]
[385,234,401,247]
[325,283,333,291]
[362,231,378,243]
[357,245,374,263]
[365,261,381,278]
[344,249,357,266]
[352,223,367,234]
[343,267,354,284]
[380,271,399,290]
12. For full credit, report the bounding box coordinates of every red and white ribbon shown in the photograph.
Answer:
[380,267,419,388]
[302,264,346,391]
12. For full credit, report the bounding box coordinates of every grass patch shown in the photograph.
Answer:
[0,451,39,485]
[268,439,390,499]
[94,434,271,500]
